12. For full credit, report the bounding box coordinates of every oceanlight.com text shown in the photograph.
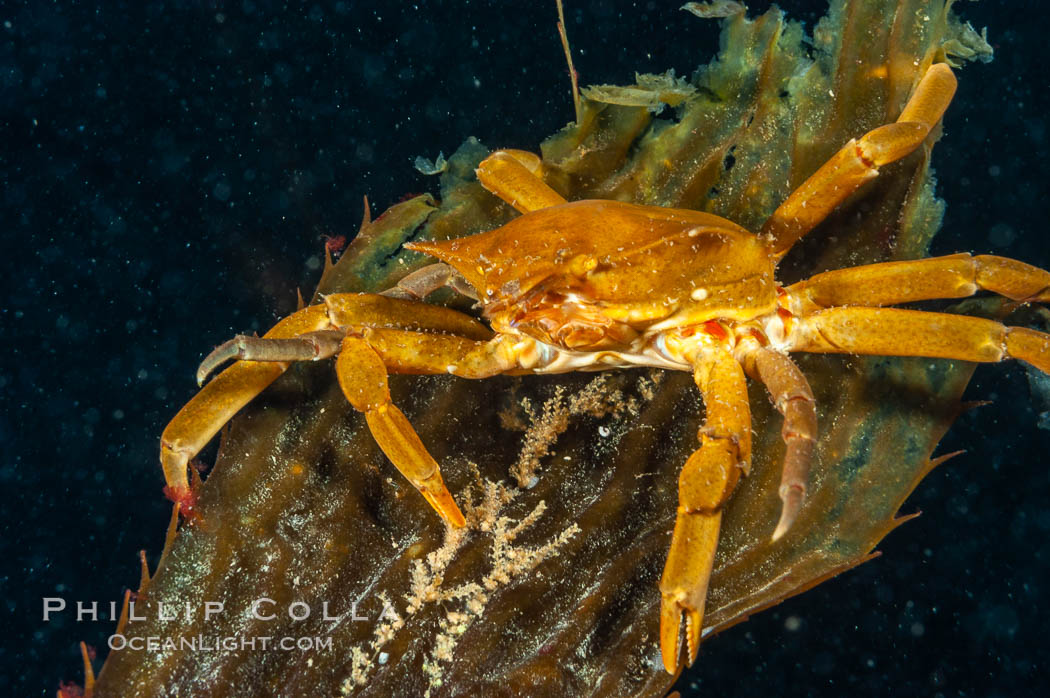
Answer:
[108,634,334,652]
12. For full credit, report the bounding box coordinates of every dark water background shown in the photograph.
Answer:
[3,1,1049,695]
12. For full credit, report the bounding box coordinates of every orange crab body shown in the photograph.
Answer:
[159,62,1050,675]
[412,199,777,363]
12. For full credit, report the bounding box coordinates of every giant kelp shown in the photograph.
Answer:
[92,1,992,696]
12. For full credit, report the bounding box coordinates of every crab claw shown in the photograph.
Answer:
[658,507,722,673]
[660,590,702,673]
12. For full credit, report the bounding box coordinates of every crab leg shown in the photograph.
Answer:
[332,328,522,528]
[335,336,468,527]
[784,253,1050,309]
[334,328,527,527]
[160,294,491,505]
[791,307,1050,375]
[660,349,751,673]
[323,293,493,340]
[160,304,333,501]
[476,149,568,213]
[359,327,519,378]
[740,346,817,540]
[762,63,957,258]
[196,331,344,385]
[379,263,479,301]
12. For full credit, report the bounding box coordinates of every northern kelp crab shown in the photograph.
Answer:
[88,1,1017,696]
[159,61,1050,675]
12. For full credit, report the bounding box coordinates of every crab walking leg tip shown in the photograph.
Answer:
[361,404,467,528]
[196,337,244,386]
[772,484,805,541]
[160,439,191,492]
[421,487,467,528]
[195,357,218,387]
